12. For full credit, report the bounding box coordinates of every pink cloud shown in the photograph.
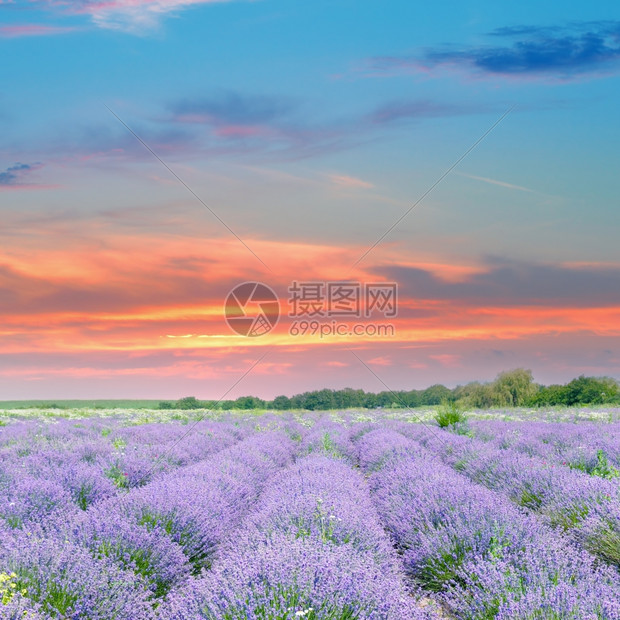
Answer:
[214,125,266,138]
[36,0,232,33]
[0,24,76,38]
[329,173,374,189]
[408,361,428,369]
[366,356,391,366]
[0,162,54,189]
[430,354,461,368]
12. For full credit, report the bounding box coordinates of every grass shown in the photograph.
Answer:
[0,399,163,410]
[0,404,618,429]
[569,450,620,480]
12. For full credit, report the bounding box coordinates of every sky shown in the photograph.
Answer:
[1,0,620,399]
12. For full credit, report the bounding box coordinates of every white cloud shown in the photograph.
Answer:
[39,0,232,34]
[329,173,374,189]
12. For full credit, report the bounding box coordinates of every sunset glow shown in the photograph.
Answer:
[1,1,619,398]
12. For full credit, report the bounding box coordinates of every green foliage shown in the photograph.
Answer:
[272,395,292,410]
[175,396,203,410]
[44,581,80,616]
[157,396,224,410]
[570,450,620,480]
[6,516,22,528]
[583,520,620,567]
[453,369,620,409]
[564,375,619,405]
[417,537,472,592]
[517,488,543,510]
[592,450,620,479]
[417,524,512,593]
[14,370,612,415]
[293,498,348,546]
[547,502,590,530]
[213,582,362,620]
[528,384,567,407]
[112,437,126,450]
[493,369,538,407]
[420,384,453,405]
[0,399,162,410]
[530,375,620,407]
[74,481,95,510]
[321,432,342,458]
[435,401,467,428]
[274,384,453,411]
[302,389,337,411]
[104,464,129,489]
[95,539,171,597]
[287,430,302,442]
[138,509,176,536]
[234,395,266,410]
[0,572,27,604]
[11,569,77,617]
[455,369,538,409]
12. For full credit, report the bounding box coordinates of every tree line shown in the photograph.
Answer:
[158,369,620,411]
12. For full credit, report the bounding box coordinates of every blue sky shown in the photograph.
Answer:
[1,0,619,398]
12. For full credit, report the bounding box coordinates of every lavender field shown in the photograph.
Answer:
[1,409,619,619]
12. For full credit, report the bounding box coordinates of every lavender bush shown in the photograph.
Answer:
[3,410,620,618]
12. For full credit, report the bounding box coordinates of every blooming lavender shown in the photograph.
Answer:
[401,422,620,570]
[0,528,154,619]
[357,427,620,619]
[3,411,620,618]
[159,454,431,619]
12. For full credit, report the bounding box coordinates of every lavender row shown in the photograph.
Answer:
[355,427,620,619]
[0,418,243,529]
[0,429,297,617]
[299,415,360,461]
[159,453,432,619]
[400,423,620,570]
[469,419,620,472]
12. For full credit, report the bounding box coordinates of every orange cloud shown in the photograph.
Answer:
[1,208,620,396]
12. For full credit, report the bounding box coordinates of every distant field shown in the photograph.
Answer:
[0,399,163,410]
[0,402,618,424]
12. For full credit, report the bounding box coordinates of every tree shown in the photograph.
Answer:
[563,376,619,406]
[529,384,568,406]
[492,369,537,407]
[420,384,451,405]
[332,388,365,409]
[303,389,335,410]
[175,396,202,409]
[463,383,498,408]
[234,395,265,409]
[363,392,378,408]
[375,391,394,407]
[272,395,291,410]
